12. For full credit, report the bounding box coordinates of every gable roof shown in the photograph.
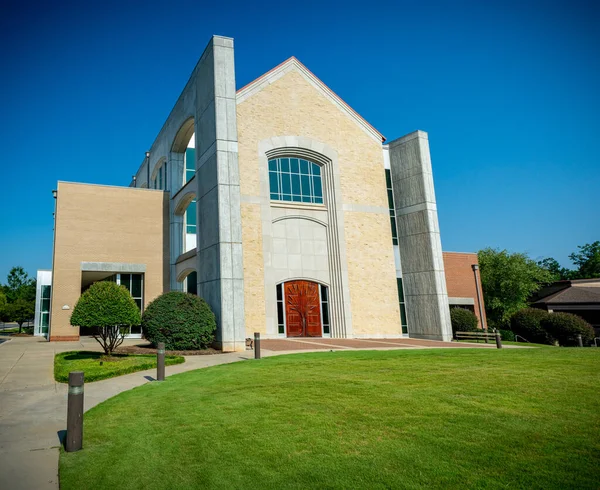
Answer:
[236,57,385,143]
[534,286,600,305]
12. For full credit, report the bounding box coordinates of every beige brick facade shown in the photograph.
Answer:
[50,182,169,340]
[237,69,401,337]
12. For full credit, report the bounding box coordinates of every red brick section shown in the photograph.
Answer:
[261,338,494,351]
[443,252,487,329]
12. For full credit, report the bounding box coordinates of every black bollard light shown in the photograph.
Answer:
[254,332,261,360]
[495,330,503,349]
[66,371,84,452]
[157,342,165,381]
[577,334,583,347]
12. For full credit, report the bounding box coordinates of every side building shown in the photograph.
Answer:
[35,35,486,349]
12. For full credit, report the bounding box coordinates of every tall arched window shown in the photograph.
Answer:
[268,157,323,204]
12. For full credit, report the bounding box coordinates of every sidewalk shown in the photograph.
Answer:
[0,337,248,490]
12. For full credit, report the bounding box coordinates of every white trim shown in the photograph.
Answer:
[236,58,383,144]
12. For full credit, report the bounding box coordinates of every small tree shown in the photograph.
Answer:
[70,282,141,356]
[7,298,34,333]
[569,241,600,279]
[478,248,554,329]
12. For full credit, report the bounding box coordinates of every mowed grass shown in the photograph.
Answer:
[60,349,600,489]
[54,351,185,383]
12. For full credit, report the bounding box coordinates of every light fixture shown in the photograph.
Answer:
[52,190,57,199]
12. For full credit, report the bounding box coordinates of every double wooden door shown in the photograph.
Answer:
[284,280,322,337]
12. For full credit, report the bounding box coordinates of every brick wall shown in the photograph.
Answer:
[443,252,487,329]
[49,182,169,341]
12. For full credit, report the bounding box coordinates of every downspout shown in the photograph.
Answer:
[472,264,486,331]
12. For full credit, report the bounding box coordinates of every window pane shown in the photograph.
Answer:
[312,163,321,176]
[320,284,328,302]
[276,284,282,301]
[397,278,405,302]
[390,216,398,242]
[290,158,299,173]
[186,149,196,172]
[291,173,301,195]
[41,285,51,299]
[387,189,395,210]
[400,304,407,326]
[281,173,291,195]
[291,194,301,202]
[322,302,329,325]
[269,171,279,195]
[41,312,49,327]
[385,169,392,188]
[187,201,197,226]
[131,274,142,298]
[268,159,277,171]
[280,158,290,173]
[278,324,285,334]
[135,298,142,311]
[277,302,284,324]
[187,272,197,295]
[402,325,408,334]
[121,274,131,292]
[270,193,279,200]
[300,159,309,174]
[314,196,323,204]
[301,195,311,203]
[282,194,292,202]
[41,298,50,312]
[323,323,330,335]
[312,176,323,199]
[300,175,311,198]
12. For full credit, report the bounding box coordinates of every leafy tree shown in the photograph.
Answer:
[7,298,35,333]
[70,281,141,356]
[478,248,554,330]
[569,241,600,279]
[0,290,8,323]
[537,257,572,281]
[5,266,36,303]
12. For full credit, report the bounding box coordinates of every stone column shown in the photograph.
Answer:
[388,130,452,341]
[169,152,185,291]
[194,36,245,352]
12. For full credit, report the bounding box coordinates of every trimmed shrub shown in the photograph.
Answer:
[450,308,479,334]
[541,312,595,347]
[498,329,515,341]
[142,292,216,350]
[70,281,141,355]
[510,308,554,345]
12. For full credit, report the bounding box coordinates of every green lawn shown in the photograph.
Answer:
[60,349,600,489]
[54,351,185,383]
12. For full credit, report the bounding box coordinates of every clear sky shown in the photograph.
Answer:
[0,0,598,281]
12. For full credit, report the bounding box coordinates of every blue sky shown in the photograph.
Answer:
[0,0,598,281]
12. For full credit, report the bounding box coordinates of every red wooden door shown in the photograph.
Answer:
[284,280,322,337]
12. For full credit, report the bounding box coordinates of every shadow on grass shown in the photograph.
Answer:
[62,351,134,362]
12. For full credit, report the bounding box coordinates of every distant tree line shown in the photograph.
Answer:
[478,241,599,330]
[0,266,36,333]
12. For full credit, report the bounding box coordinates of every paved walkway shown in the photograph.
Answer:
[0,335,508,489]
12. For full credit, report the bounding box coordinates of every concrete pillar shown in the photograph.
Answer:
[194,36,245,352]
[169,152,185,291]
[388,130,452,342]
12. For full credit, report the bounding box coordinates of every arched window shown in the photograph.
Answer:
[152,163,167,190]
[268,158,323,204]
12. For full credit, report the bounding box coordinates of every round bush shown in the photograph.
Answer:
[142,292,216,350]
[450,308,479,334]
[541,312,595,347]
[510,308,554,345]
[498,329,515,341]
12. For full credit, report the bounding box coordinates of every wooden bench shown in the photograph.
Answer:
[455,331,497,343]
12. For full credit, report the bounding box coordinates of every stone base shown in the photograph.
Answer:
[409,333,453,342]
[215,340,247,353]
